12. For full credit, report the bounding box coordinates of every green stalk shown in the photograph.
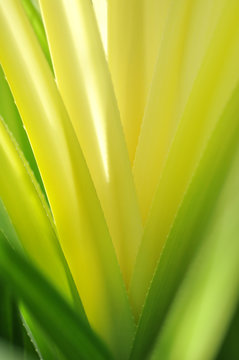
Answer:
[0,1,135,357]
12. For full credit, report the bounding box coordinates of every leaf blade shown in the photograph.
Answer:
[0,234,112,360]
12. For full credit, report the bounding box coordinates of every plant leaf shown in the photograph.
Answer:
[0,118,80,309]
[216,302,239,360]
[92,0,108,54]
[0,66,44,192]
[0,340,35,360]
[0,199,21,252]
[133,0,225,222]
[38,0,142,286]
[0,1,135,356]
[107,0,171,162]
[130,1,239,317]
[149,149,239,360]
[0,202,40,359]
[20,0,53,70]
[0,234,112,360]
[129,79,239,359]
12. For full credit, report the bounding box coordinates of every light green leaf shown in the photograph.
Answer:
[150,149,239,360]
[20,0,53,70]
[0,118,81,310]
[0,341,35,360]
[38,0,142,286]
[133,0,224,222]
[129,79,239,359]
[108,0,172,162]
[130,1,239,316]
[0,66,43,192]
[0,1,135,356]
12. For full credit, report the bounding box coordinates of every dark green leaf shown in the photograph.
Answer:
[0,233,113,360]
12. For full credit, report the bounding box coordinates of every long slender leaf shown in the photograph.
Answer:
[216,302,239,360]
[107,0,171,162]
[0,1,135,356]
[38,0,142,286]
[0,201,40,359]
[0,66,43,192]
[107,0,146,162]
[20,308,65,360]
[150,150,239,360]
[129,79,239,359]
[20,0,53,70]
[0,234,112,360]
[130,1,239,315]
[0,118,79,308]
[133,0,226,222]
[0,341,35,360]
[0,199,21,251]
[92,0,108,54]
[0,282,22,349]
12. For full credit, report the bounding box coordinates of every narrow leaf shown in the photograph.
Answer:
[130,1,239,315]
[150,150,239,360]
[38,0,142,286]
[0,235,112,360]
[130,80,239,359]
[0,118,78,307]
[0,66,43,191]
[108,0,171,162]
[0,1,135,356]
[133,0,226,222]
[20,0,53,70]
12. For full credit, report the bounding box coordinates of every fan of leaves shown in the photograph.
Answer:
[0,0,238,359]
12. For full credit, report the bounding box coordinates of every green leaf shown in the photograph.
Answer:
[129,79,239,359]
[133,0,225,222]
[149,149,239,360]
[216,302,239,360]
[107,0,172,162]
[0,282,22,347]
[0,118,82,311]
[38,0,142,286]
[130,0,239,317]
[0,341,35,360]
[0,196,64,359]
[0,233,113,360]
[0,66,44,193]
[20,0,53,71]
[0,1,135,356]
[0,199,22,252]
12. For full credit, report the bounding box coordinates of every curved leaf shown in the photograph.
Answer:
[150,150,239,360]
[38,0,142,286]
[130,1,239,316]
[0,234,112,360]
[0,1,135,356]
[130,80,239,359]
